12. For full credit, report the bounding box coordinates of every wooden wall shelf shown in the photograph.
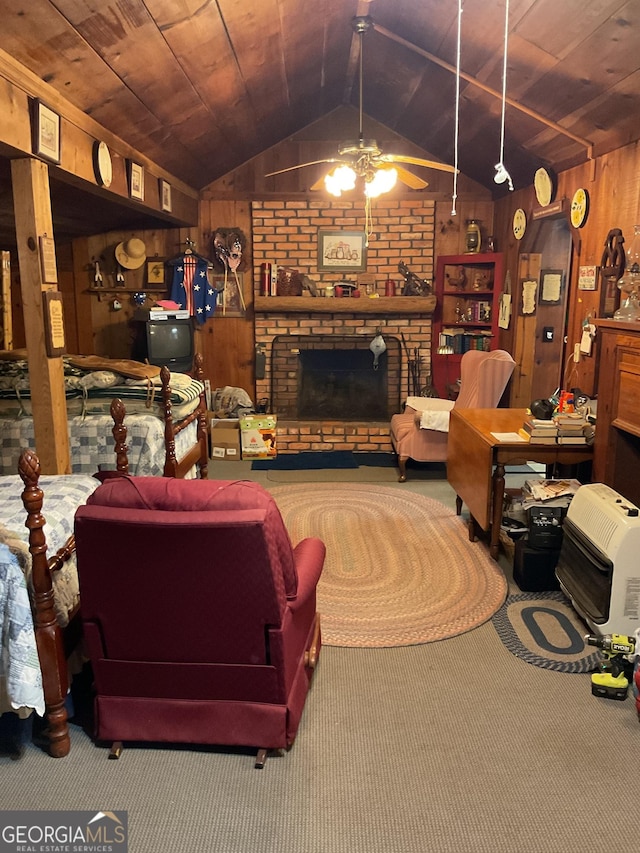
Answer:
[253,296,436,314]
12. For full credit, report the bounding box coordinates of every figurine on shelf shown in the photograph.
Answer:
[445,265,467,290]
[472,270,493,290]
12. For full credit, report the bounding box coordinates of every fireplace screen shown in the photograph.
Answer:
[271,334,401,420]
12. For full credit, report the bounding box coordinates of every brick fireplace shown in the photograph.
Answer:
[251,198,436,453]
[255,310,432,453]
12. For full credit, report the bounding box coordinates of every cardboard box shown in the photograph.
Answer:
[239,415,277,458]
[209,418,241,461]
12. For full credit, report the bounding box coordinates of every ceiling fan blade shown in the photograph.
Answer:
[265,158,343,178]
[376,153,458,174]
[394,165,429,190]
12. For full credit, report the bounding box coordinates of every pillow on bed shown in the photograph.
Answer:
[65,370,122,391]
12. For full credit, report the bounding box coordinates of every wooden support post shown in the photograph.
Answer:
[0,251,12,350]
[11,158,70,474]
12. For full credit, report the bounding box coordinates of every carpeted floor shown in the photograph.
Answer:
[270,483,507,647]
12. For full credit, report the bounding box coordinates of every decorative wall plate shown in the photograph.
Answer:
[513,208,527,240]
[93,141,112,188]
[570,187,589,228]
[534,167,555,207]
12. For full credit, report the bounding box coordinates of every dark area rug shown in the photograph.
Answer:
[252,451,446,472]
[491,591,602,673]
[252,451,359,470]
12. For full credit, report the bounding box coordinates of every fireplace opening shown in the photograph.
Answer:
[298,349,389,420]
[271,334,401,421]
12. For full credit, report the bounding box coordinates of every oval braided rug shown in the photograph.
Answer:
[269,483,508,648]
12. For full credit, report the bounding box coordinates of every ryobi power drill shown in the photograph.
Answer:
[585,633,636,700]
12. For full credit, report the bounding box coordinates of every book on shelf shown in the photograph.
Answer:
[557,435,588,444]
[517,428,557,444]
[439,328,492,353]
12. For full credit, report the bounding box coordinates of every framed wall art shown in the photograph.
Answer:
[32,100,61,164]
[318,230,367,272]
[539,269,564,305]
[159,179,172,212]
[146,258,166,288]
[520,278,538,315]
[578,265,598,291]
[213,273,245,318]
[128,160,145,201]
[42,290,66,357]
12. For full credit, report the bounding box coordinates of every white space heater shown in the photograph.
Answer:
[556,483,640,636]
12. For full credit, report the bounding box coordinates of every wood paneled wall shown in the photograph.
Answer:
[494,139,640,399]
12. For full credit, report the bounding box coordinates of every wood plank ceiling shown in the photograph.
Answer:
[0,0,639,238]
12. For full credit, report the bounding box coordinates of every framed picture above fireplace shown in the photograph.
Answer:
[318,230,367,272]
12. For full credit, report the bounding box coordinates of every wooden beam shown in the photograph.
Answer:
[11,157,71,474]
[373,22,594,161]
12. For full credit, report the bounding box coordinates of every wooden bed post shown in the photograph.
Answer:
[18,449,70,758]
[193,353,209,480]
[161,365,178,477]
[110,398,129,474]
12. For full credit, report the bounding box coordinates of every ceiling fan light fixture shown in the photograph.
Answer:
[364,166,398,198]
[324,165,357,196]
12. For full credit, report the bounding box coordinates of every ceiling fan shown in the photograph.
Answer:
[265,15,457,196]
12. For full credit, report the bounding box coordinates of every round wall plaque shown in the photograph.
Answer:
[93,141,113,188]
[570,187,589,228]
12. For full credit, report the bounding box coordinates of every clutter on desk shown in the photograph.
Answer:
[522,478,582,508]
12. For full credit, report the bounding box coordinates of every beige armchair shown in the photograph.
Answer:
[390,349,516,482]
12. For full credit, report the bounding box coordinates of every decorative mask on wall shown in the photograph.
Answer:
[212,227,247,273]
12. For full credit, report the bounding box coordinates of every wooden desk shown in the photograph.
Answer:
[447,408,593,559]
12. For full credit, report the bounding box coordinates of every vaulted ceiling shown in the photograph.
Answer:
[2,0,639,205]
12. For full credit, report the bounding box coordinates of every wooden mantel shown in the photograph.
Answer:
[253,296,436,314]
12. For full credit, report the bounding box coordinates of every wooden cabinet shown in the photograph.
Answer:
[432,253,503,397]
[593,319,640,505]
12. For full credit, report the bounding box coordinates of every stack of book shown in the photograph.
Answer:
[519,416,558,444]
[553,413,589,444]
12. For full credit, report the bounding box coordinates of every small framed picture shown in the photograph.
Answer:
[32,100,61,164]
[146,258,166,287]
[520,278,538,316]
[42,291,66,357]
[578,265,598,291]
[318,230,367,272]
[159,179,172,212]
[128,160,145,201]
[539,269,564,305]
[213,273,245,318]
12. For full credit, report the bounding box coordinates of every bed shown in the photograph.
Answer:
[0,356,208,757]
[0,352,209,480]
[0,450,100,757]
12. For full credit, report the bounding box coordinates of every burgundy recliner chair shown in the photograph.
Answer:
[74,476,325,767]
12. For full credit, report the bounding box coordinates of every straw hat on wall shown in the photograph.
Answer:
[115,237,147,269]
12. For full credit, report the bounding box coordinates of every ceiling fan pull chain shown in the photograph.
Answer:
[451,0,463,216]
